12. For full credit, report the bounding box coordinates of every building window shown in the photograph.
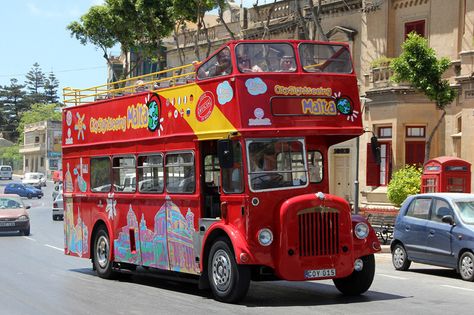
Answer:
[405,20,425,38]
[378,126,392,139]
[40,157,44,167]
[366,142,392,186]
[25,159,29,167]
[406,126,425,138]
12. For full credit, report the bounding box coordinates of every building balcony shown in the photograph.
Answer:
[19,143,46,154]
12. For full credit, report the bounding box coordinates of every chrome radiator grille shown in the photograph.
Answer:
[298,210,339,257]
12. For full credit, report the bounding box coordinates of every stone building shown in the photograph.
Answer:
[112,0,474,209]
[19,120,62,177]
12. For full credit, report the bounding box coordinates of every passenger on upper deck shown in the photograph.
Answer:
[237,54,263,73]
[278,55,296,72]
[210,49,232,76]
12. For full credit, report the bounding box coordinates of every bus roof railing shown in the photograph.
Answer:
[63,63,196,106]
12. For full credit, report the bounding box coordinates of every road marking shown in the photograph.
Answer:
[441,285,474,292]
[377,274,408,280]
[44,244,63,251]
[23,237,37,242]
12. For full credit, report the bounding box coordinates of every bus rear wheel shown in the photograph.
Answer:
[208,238,250,303]
[93,227,115,279]
[333,254,375,296]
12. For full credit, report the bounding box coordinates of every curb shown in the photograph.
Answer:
[379,245,390,254]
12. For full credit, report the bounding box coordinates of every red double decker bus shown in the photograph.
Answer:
[62,40,380,303]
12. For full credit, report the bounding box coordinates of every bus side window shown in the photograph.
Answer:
[91,157,112,192]
[222,141,244,193]
[112,156,136,193]
[166,152,195,194]
[138,154,164,193]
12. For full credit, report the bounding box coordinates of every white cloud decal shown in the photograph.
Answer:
[245,78,267,96]
[216,81,233,105]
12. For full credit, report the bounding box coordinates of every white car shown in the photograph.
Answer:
[52,193,64,221]
[22,173,43,189]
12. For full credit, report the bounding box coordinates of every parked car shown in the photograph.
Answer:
[21,172,43,189]
[391,193,474,282]
[0,194,30,235]
[0,165,13,180]
[52,182,63,201]
[52,193,63,221]
[4,183,43,199]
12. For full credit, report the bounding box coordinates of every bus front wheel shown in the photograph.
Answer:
[333,254,375,296]
[208,238,250,303]
[93,227,115,279]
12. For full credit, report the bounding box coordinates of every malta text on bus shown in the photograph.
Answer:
[62,39,381,303]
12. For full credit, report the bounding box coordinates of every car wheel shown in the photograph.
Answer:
[208,238,250,303]
[52,215,57,221]
[459,251,474,281]
[27,193,32,199]
[93,226,115,279]
[333,254,375,296]
[23,227,30,236]
[392,243,411,271]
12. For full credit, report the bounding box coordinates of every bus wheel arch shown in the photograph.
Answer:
[207,236,251,303]
[91,220,115,278]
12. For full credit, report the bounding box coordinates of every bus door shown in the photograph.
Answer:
[201,141,221,218]
[218,140,246,225]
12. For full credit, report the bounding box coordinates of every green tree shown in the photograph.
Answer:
[391,33,456,163]
[68,0,174,80]
[0,78,28,141]
[387,165,422,207]
[0,145,22,171]
[25,62,46,104]
[44,72,60,104]
[17,103,62,143]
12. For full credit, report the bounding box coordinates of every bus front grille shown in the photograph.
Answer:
[298,211,339,257]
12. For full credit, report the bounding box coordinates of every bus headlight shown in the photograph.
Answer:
[257,228,273,246]
[354,222,369,239]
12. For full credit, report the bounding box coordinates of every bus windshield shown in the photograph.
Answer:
[247,138,307,191]
[299,43,353,73]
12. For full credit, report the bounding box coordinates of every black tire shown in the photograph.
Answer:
[208,238,250,303]
[458,251,474,281]
[333,254,375,296]
[27,193,32,199]
[23,227,30,236]
[93,227,115,279]
[52,215,57,221]
[392,243,411,271]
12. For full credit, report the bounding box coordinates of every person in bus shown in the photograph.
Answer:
[209,49,232,76]
[237,55,263,73]
[278,55,296,72]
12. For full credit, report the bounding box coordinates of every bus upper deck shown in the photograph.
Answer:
[63,40,362,147]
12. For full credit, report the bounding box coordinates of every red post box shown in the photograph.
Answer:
[421,156,471,193]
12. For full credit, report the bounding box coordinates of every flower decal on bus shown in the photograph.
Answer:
[245,78,267,96]
[216,81,233,105]
[74,113,86,141]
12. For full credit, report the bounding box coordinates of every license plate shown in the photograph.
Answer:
[0,222,15,227]
[304,268,336,279]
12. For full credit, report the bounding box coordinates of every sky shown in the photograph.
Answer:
[0,0,257,101]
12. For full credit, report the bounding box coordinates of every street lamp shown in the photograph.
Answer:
[353,97,373,214]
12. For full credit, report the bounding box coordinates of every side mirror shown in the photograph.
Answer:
[370,136,381,165]
[217,140,234,168]
[441,215,455,226]
[25,205,31,209]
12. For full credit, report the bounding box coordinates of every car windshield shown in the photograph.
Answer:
[0,197,22,209]
[25,173,39,179]
[455,200,474,224]
[234,43,296,73]
[247,138,307,191]
[299,43,353,73]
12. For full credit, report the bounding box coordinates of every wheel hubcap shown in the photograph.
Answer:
[96,235,109,269]
[393,247,405,269]
[212,249,232,292]
[460,255,474,279]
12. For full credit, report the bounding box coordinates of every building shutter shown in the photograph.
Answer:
[366,143,380,186]
[405,141,425,166]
